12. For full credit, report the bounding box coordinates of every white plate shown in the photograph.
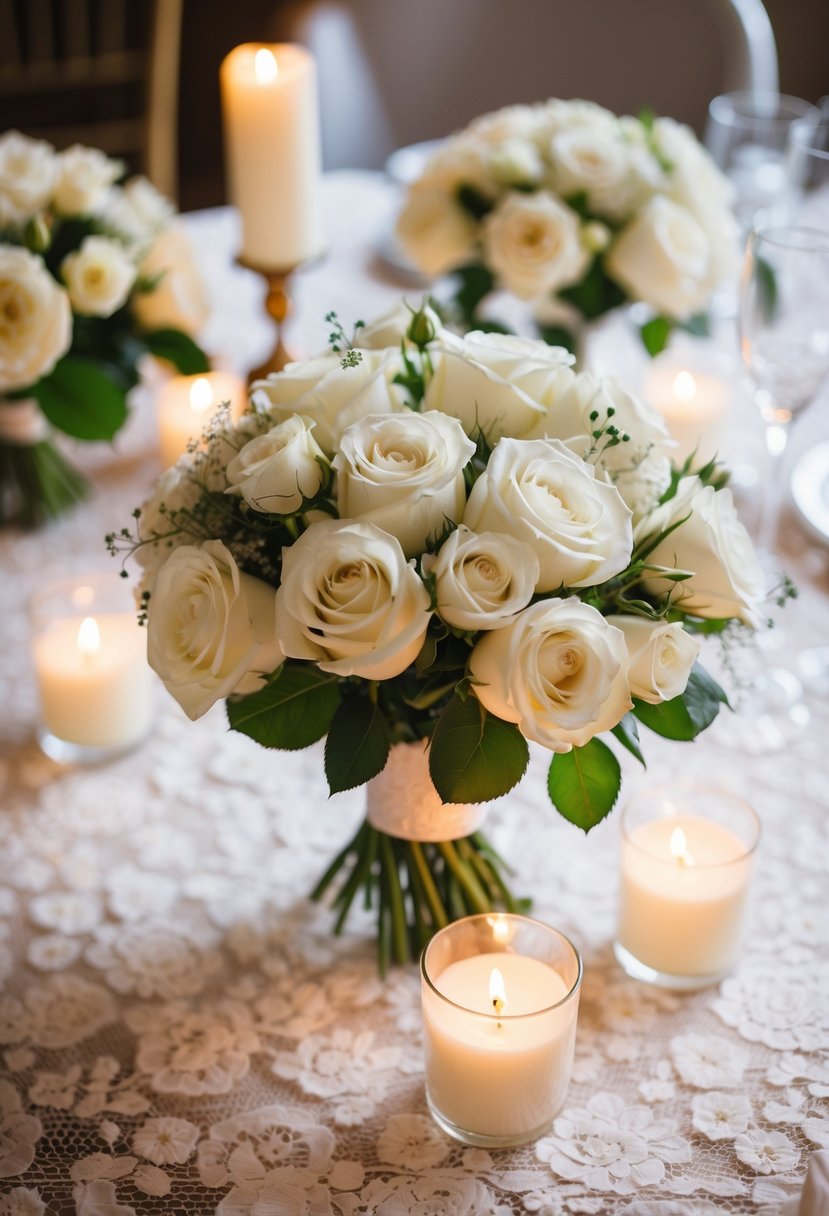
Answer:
[791,440,829,546]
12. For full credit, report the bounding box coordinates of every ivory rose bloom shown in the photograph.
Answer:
[636,477,765,627]
[425,331,575,441]
[102,176,174,246]
[334,412,475,557]
[464,437,633,591]
[147,540,283,719]
[252,349,405,453]
[0,131,56,224]
[483,192,589,300]
[52,144,121,216]
[396,188,478,279]
[550,124,632,219]
[470,598,631,750]
[225,416,328,515]
[608,615,700,703]
[275,519,431,679]
[606,196,714,319]
[0,247,72,391]
[135,463,201,579]
[61,236,136,317]
[425,526,540,631]
[132,224,210,337]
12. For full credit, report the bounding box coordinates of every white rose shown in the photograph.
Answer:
[225,416,328,514]
[0,247,72,392]
[614,447,672,523]
[483,192,589,300]
[147,539,283,720]
[471,104,547,145]
[357,301,443,350]
[0,131,56,224]
[132,224,209,337]
[464,437,633,591]
[425,330,575,441]
[636,476,765,626]
[415,133,492,192]
[52,145,121,216]
[251,348,405,453]
[605,196,715,319]
[607,614,700,703]
[550,125,632,218]
[470,598,631,751]
[424,525,540,630]
[489,139,545,187]
[103,176,174,246]
[61,235,136,317]
[334,412,474,558]
[395,187,478,279]
[135,463,201,577]
[275,519,431,679]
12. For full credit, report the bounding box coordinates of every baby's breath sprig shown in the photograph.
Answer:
[325,310,365,369]
[583,405,631,464]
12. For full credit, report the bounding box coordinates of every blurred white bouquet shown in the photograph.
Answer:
[111,302,765,969]
[0,130,209,526]
[396,100,739,357]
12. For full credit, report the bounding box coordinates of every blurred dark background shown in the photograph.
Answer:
[2,0,827,212]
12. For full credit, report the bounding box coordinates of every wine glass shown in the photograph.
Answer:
[788,110,829,229]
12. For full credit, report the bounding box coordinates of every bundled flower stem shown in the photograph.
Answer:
[0,436,88,527]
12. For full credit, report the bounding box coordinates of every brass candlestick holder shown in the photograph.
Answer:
[237,256,300,383]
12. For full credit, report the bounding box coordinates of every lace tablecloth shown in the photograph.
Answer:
[1,172,828,1216]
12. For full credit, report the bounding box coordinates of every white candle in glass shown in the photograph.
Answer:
[220,43,322,268]
[421,915,582,1147]
[156,370,246,469]
[644,364,730,464]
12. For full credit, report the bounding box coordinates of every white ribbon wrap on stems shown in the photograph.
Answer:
[0,397,49,445]
[366,741,488,842]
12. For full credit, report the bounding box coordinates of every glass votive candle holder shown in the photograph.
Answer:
[30,572,155,764]
[615,783,760,990]
[420,913,582,1149]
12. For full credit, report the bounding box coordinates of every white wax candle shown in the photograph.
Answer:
[220,43,322,268]
[643,365,730,465]
[422,952,577,1140]
[618,813,753,978]
[33,614,154,750]
[156,370,246,469]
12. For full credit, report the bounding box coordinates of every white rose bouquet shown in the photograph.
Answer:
[396,100,739,357]
[110,302,764,971]
[0,130,209,527]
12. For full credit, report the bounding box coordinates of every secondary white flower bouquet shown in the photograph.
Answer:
[112,302,764,970]
[397,100,739,357]
[0,130,209,527]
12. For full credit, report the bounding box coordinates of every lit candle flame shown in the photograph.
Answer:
[673,371,697,402]
[254,47,278,84]
[489,966,507,1015]
[77,616,100,657]
[189,377,214,415]
[670,826,695,866]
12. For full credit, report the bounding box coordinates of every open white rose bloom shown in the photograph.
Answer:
[397,99,739,356]
[116,304,763,969]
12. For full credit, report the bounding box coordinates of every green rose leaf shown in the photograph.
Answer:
[639,314,674,357]
[451,263,496,326]
[633,662,729,741]
[227,661,340,750]
[558,256,626,320]
[611,713,646,767]
[143,328,210,375]
[548,737,621,832]
[455,183,495,221]
[325,696,391,794]
[538,323,577,355]
[429,693,529,804]
[35,356,128,441]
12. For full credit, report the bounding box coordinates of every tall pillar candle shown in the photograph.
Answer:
[220,43,322,268]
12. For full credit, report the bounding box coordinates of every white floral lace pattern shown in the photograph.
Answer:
[0,184,827,1214]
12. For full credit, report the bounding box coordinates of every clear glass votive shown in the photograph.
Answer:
[420,913,582,1149]
[615,784,760,990]
[30,573,155,764]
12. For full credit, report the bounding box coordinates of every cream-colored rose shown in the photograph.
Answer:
[605,196,714,319]
[415,133,492,192]
[636,476,765,627]
[334,412,474,558]
[483,192,589,300]
[147,539,283,720]
[470,598,631,750]
[425,331,575,441]
[464,437,633,591]
[0,247,72,392]
[0,131,56,224]
[608,614,700,703]
[251,348,406,453]
[132,224,209,337]
[550,125,632,219]
[489,139,544,187]
[425,525,540,630]
[471,104,547,145]
[102,177,174,248]
[225,416,328,514]
[396,187,478,279]
[52,145,121,216]
[61,236,136,317]
[614,447,672,523]
[275,519,431,679]
[135,463,201,579]
[357,301,443,350]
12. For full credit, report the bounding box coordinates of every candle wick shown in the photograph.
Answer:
[492,997,504,1015]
